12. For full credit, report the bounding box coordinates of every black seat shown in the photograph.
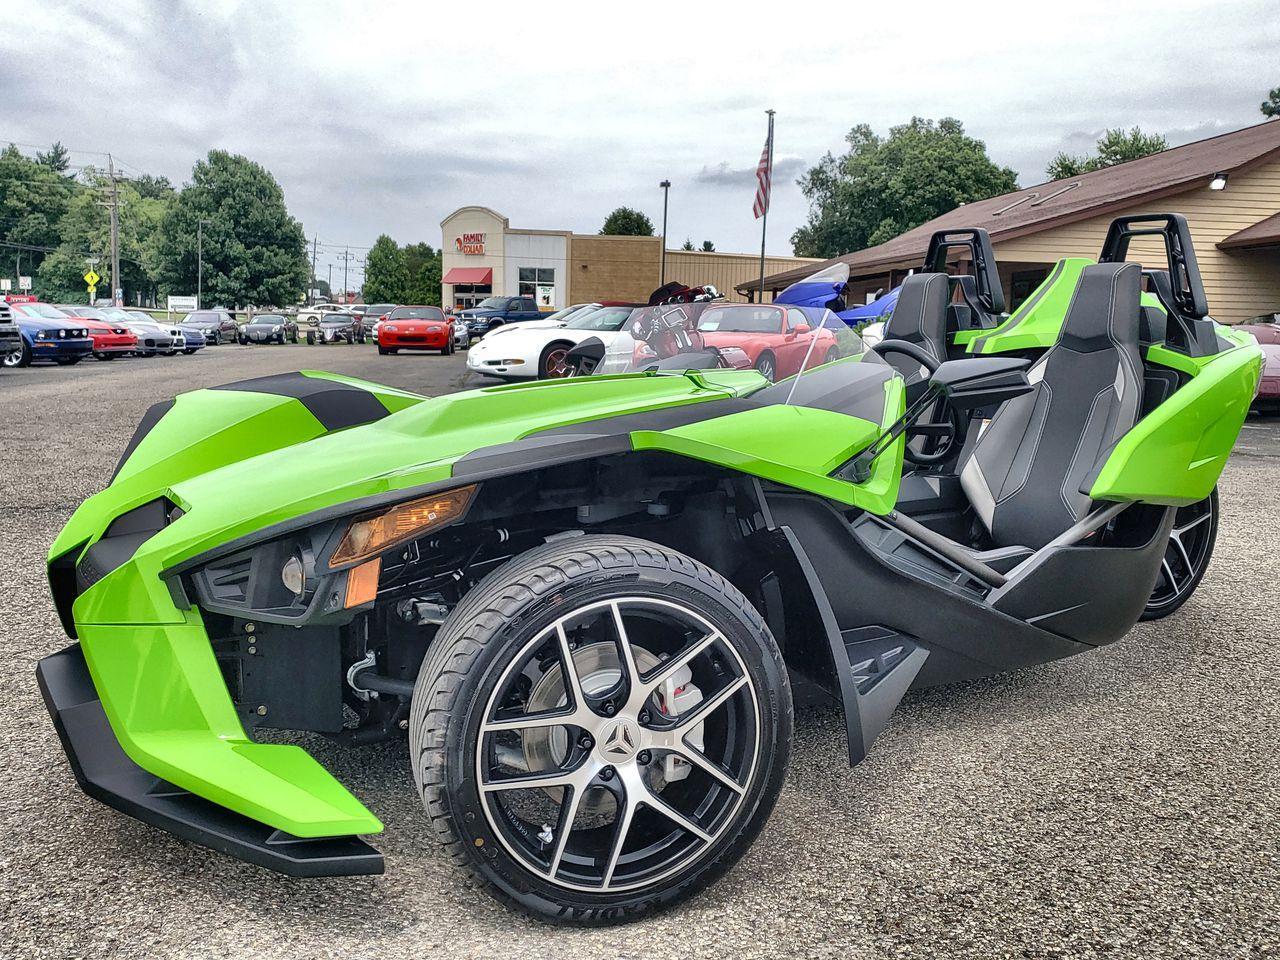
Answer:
[881,273,949,379]
[959,262,1144,549]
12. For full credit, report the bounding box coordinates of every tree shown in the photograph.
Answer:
[364,234,408,303]
[681,238,695,251]
[1045,127,1168,180]
[132,173,175,200]
[700,240,716,252]
[0,144,77,286]
[35,141,71,174]
[600,207,654,236]
[792,117,1018,259]
[400,241,442,305]
[1263,87,1280,117]
[155,150,309,307]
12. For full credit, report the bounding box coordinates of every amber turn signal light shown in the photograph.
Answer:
[330,485,476,566]
[344,557,382,609]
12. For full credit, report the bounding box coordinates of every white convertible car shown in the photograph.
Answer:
[465,302,639,379]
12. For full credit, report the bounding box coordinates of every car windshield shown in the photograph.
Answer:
[13,304,68,319]
[367,304,397,315]
[320,315,350,324]
[126,312,152,322]
[566,305,634,331]
[389,307,445,320]
[697,305,784,333]
[475,297,510,311]
[97,308,131,320]
[253,315,286,323]
[184,312,220,323]
[60,306,108,320]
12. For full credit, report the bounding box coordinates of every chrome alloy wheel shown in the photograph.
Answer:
[475,597,762,893]
[1145,491,1217,616]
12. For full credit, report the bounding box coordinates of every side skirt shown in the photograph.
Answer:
[36,644,383,878]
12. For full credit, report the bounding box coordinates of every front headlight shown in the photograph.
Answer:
[385,324,398,332]
[272,325,281,332]
[331,485,476,566]
[36,330,50,340]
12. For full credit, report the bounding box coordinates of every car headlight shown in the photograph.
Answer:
[36,330,50,340]
[272,325,281,332]
[385,324,398,332]
[331,485,476,566]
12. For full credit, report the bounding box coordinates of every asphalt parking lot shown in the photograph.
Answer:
[1,344,1277,960]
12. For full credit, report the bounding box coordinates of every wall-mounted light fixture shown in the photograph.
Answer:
[1209,172,1229,191]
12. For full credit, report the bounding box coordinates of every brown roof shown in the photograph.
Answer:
[744,119,1280,292]
[1218,210,1280,250]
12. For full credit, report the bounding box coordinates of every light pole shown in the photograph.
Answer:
[659,179,671,286]
[196,218,211,309]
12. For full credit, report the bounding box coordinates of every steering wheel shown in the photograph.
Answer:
[868,339,961,465]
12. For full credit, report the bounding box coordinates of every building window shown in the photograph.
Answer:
[519,267,556,308]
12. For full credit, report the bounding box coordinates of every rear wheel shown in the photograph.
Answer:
[1142,488,1218,620]
[410,535,791,925]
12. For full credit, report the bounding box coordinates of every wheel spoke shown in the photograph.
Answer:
[1175,510,1211,536]
[1161,558,1179,594]
[632,631,721,708]
[601,787,638,888]
[556,623,590,713]
[481,766,581,794]
[1170,532,1195,575]
[610,602,643,693]
[546,783,586,879]
[642,788,714,844]
[671,674,748,730]
[671,743,746,795]
[481,709,579,734]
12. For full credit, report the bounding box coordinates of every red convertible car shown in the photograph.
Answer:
[1239,314,1279,412]
[14,303,137,359]
[695,303,841,381]
[377,306,456,355]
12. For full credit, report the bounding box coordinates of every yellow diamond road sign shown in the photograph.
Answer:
[83,269,101,286]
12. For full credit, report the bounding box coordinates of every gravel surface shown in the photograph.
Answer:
[0,344,1276,960]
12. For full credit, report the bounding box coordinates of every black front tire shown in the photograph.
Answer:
[5,341,32,368]
[754,353,776,382]
[1141,488,1219,620]
[409,534,792,926]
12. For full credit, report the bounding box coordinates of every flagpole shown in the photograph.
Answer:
[757,109,775,303]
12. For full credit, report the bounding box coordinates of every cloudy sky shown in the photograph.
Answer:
[5,0,1278,284]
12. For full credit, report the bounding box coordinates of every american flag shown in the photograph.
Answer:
[752,133,772,219]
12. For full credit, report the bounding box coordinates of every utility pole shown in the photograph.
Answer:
[196,218,211,310]
[659,180,671,286]
[337,247,356,303]
[327,263,333,299]
[310,235,319,305]
[107,154,121,305]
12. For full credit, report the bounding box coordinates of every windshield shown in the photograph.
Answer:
[697,305,784,333]
[474,297,510,311]
[566,305,634,332]
[126,312,152,322]
[13,303,69,319]
[585,298,863,405]
[389,307,446,320]
[252,315,286,324]
[59,306,108,320]
[183,312,221,324]
[366,304,397,316]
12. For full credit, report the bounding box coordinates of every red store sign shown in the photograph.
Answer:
[456,232,486,255]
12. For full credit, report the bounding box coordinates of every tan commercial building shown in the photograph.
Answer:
[745,120,1280,325]
[442,206,819,311]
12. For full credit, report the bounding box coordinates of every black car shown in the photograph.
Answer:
[313,314,366,344]
[181,310,239,345]
[239,313,299,344]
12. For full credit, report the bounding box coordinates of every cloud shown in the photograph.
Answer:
[695,156,807,187]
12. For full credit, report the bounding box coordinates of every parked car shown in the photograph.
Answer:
[181,309,239,345]
[240,313,299,344]
[0,300,22,365]
[1255,342,1280,413]
[124,311,204,354]
[695,303,842,382]
[456,295,546,339]
[312,312,366,344]
[120,317,176,357]
[297,302,356,326]
[21,304,136,360]
[1239,312,1280,345]
[464,303,642,379]
[364,303,400,338]
[376,306,463,355]
[3,308,92,367]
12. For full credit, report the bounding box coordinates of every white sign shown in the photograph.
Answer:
[0,279,10,292]
[18,276,31,291]
[167,295,198,312]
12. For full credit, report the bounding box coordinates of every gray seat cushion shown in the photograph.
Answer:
[959,262,1143,549]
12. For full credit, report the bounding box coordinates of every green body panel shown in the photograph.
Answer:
[966,258,1095,354]
[62,364,927,838]
[1090,339,1263,505]
[632,375,906,515]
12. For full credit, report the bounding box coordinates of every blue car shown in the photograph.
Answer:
[3,312,94,368]
[177,325,207,353]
